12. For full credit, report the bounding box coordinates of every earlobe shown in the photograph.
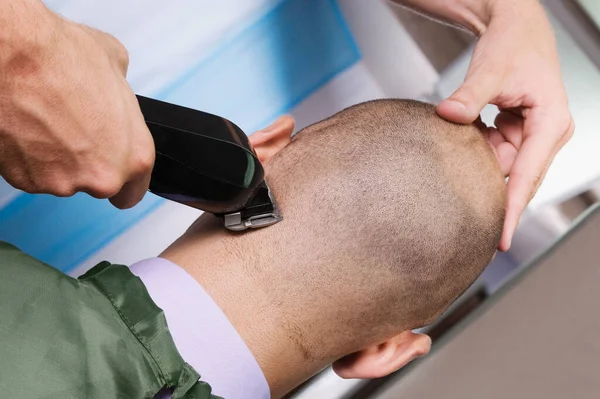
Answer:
[332,331,431,380]
[479,122,517,177]
[248,115,295,164]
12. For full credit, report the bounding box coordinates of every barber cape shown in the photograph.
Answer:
[0,241,221,399]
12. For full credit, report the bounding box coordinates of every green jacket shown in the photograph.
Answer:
[0,241,221,399]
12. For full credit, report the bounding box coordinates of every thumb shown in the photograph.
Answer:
[437,62,501,124]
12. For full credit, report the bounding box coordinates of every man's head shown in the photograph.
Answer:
[163,99,505,392]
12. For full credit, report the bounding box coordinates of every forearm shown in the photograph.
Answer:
[390,0,540,35]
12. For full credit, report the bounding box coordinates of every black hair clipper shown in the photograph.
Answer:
[137,95,281,231]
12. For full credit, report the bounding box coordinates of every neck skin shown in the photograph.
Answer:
[161,215,326,398]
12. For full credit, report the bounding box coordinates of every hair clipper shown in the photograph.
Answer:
[136,95,281,231]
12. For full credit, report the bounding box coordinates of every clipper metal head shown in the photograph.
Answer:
[223,181,282,231]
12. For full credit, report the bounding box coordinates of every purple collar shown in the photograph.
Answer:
[130,257,269,399]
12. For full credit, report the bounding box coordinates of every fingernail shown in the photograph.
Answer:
[504,235,513,251]
[446,100,467,111]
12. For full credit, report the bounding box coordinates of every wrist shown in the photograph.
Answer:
[440,0,522,36]
[395,0,541,36]
[476,0,543,34]
[452,0,494,35]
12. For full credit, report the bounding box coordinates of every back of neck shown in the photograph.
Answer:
[161,216,323,397]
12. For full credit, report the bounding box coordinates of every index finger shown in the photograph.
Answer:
[110,114,156,209]
[109,171,152,209]
[500,109,572,251]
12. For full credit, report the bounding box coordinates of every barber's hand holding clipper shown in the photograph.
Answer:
[0,0,154,209]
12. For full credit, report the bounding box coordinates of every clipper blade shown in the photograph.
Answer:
[223,181,282,231]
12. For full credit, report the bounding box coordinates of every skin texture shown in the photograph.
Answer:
[0,0,154,209]
[395,0,575,251]
[162,100,506,398]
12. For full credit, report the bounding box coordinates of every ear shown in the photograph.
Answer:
[332,331,431,379]
[474,116,516,177]
[249,115,295,164]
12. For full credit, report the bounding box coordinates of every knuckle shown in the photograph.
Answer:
[49,182,77,197]
[133,150,155,175]
[555,111,574,137]
[14,175,47,195]
[111,38,130,69]
[30,175,77,197]
[16,180,36,194]
[2,172,27,192]
[99,31,129,71]
[563,128,574,145]
[116,44,130,69]
[565,117,575,140]
[552,112,575,147]
[86,173,124,199]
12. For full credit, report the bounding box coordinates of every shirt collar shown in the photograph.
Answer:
[130,257,269,399]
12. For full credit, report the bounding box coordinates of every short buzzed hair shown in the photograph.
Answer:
[234,100,505,359]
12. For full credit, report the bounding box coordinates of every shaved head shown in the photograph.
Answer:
[175,99,505,362]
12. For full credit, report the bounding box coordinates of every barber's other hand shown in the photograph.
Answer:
[0,1,154,209]
[437,0,574,251]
